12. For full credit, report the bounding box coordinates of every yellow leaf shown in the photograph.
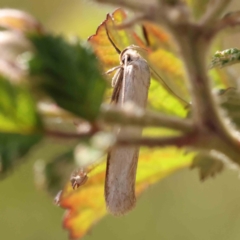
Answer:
[60,147,192,239]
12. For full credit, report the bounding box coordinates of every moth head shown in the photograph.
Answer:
[120,47,141,65]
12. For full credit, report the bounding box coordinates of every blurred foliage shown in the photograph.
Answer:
[0,75,42,177]
[219,87,240,128]
[1,1,240,240]
[0,133,41,177]
[29,34,107,121]
[191,153,224,181]
[210,48,240,69]
[42,150,75,194]
[187,0,210,19]
[61,146,192,239]
[0,76,41,133]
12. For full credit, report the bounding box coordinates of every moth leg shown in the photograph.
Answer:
[106,65,121,75]
[111,68,123,88]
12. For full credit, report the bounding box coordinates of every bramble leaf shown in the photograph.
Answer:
[59,147,192,239]
[28,34,107,121]
[88,9,189,110]
[0,133,41,177]
[0,76,42,176]
[56,9,196,238]
[0,76,41,133]
[35,151,75,194]
[191,153,224,181]
[88,8,134,71]
[219,87,240,129]
[210,48,240,69]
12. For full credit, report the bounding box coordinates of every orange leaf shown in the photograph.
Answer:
[59,148,192,239]
[60,9,194,239]
[88,8,189,104]
[88,8,135,71]
[141,22,172,50]
[148,49,189,102]
[60,164,106,239]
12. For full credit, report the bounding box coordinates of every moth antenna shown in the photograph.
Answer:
[142,25,150,47]
[105,25,121,54]
[129,45,148,52]
[150,66,190,107]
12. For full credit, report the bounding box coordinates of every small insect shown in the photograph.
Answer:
[104,26,151,215]
[70,168,88,189]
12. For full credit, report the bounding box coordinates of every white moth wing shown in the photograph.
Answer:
[105,49,150,215]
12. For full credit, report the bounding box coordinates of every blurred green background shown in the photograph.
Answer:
[1,1,240,240]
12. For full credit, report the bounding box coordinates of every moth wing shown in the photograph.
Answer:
[105,51,151,215]
[111,68,123,103]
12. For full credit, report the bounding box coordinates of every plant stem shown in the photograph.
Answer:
[212,10,240,34]
[100,104,194,132]
[200,0,232,26]
[170,24,240,164]
[117,131,197,147]
[44,129,97,139]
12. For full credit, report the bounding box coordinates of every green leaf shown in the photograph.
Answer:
[210,48,240,69]
[28,34,107,121]
[148,80,187,117]
[191,152,224,181]
[0,76,42,177]
[0,133,41,177]
[39,133,112,195]
[219,87,240,129]
[0,76,41,133]
[42,151,75,195]
[186,0,210,20]
[60,146,193,239]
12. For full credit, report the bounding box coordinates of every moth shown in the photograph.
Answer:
[105,29,151,215]
[70,168,88,189]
